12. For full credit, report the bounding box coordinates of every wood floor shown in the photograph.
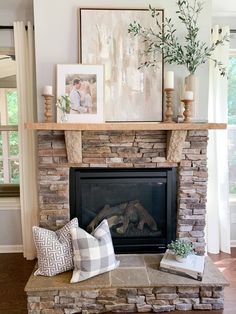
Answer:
[0,249,235,314]
[0,253,35,314]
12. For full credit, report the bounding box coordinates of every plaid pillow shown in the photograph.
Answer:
[70,219,119,283]
[33,218,78,276]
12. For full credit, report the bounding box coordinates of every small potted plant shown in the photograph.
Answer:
[168,239,194,263]
[56,94,71,122]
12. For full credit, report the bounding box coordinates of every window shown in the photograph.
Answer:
[0,53,19,197]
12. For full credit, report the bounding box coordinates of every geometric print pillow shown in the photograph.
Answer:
[33,218,78,276]
[70,219,120,283]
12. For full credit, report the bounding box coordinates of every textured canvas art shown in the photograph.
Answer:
[79,9,163,122]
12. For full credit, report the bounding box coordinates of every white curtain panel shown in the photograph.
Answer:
[207,25,230,254]
[14,21,38,260]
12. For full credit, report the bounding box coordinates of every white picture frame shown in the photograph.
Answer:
[57,64,104,123]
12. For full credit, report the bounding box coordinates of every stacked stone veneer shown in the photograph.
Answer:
[37,130,208,254]
[27,286,224,313]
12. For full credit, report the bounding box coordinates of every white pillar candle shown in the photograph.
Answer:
[183,91,194,100]
[165,71,174,89]
[42,85,53,95]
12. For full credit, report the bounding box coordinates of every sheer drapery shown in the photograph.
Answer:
[207,25,230,254]
[14,21,38,259]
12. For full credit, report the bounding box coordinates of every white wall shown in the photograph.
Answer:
[0,1,33,48]
[34,0,212,122]
[0,198,22,253]
[212,0,236,16]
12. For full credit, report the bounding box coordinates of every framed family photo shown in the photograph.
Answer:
[57,64,104,123]
[79,8,164,122]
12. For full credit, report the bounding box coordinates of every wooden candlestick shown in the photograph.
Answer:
[182,99,193,123]
[164,88,174,123]
[42,94,53,123]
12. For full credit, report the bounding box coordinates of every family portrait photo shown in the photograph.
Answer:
[57,64,104,123]
[66,74,97,115]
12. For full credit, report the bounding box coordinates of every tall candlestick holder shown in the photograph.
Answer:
[182,99,193,123]
[42,94,53,123]
[164,88,174,123]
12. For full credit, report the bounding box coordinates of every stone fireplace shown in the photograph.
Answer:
[37,129,208,255]
[25,127,229,314]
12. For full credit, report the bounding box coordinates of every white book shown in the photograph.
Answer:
[160,250,205,281]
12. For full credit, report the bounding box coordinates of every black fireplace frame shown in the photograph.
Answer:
[70,168,177,253]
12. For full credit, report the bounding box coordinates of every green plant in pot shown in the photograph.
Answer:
[128,0,229,118]
[128,0,228,75]
[168,239,194,262]
[56,94,71,122]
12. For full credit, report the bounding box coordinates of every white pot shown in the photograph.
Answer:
[184,74,199,120]
[175,255,188,263]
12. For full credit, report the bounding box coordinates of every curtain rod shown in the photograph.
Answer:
[211,28,236,34]
[0,26,13,30]
[0,25,31,30]
[1,25,236,33]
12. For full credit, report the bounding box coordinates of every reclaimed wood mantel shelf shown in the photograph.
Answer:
[25,122,226,131]
[25,122,226,163]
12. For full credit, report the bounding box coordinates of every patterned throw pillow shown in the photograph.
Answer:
[33,218,78,276]
[70,219,120,283]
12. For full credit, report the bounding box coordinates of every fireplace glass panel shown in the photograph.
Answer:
[70,168,176,253]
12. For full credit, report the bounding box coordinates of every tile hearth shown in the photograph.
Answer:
[26,254,228,313]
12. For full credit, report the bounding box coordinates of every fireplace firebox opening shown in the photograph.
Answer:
[70,168,177,253]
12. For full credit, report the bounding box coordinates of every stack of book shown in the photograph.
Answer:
[160,250,205,281]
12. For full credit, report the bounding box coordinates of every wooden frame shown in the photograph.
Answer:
[79,8,164,122]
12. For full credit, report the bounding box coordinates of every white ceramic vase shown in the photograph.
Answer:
[185,74,199,121]
[60,111,68,123]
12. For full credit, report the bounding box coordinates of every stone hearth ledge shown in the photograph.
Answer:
[25,254,229,313]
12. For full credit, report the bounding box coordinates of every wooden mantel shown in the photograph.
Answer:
[26,122,226,163]
[25,122,226,131]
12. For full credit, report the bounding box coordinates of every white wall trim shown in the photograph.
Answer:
[0,244,23,253]
[0,197,20,210]
[231,240,236,247]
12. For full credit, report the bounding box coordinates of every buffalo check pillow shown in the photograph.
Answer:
[33,218,78,276]
[70,219,119,283]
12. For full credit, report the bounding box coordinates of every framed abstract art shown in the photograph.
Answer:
[79,8,164,122]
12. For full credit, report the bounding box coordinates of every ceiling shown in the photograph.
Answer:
[0,0,236,16]
[212,0,236,15]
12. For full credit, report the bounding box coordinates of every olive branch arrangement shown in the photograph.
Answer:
[128,0,229,76]
[56,94,71,114]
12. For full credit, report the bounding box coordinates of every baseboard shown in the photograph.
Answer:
[0,245,23,253]
[230,240,236,248]
[0,197,20,210]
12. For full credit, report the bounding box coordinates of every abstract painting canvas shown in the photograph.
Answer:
[79,8,163,122]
